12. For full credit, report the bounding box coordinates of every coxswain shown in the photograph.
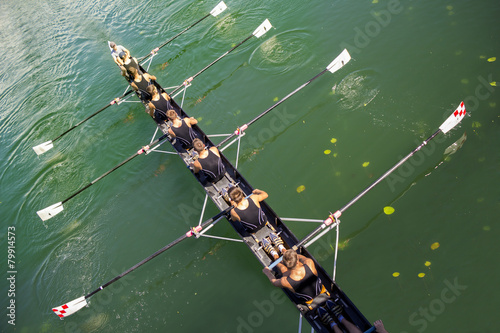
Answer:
[191,138,226,183]
[109,42,129,66]
[146,85,174,123]
[228,187,269,233]
[128,67,156,102]
[166,110,198,149]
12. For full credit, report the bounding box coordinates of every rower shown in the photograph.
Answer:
[166,110,199,149]
[263,250,336,313]
[229,187,286,259]
[146,85,174,123]
[128,67,156,102]
[109,42,129,66]
[228,187,269,233]
[118,50,140,77]
[263,250,326,303]
[191,138,226,183]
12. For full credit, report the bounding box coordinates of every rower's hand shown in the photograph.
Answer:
[262,267,275,280]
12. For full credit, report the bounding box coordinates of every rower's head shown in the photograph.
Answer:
[228,187,245,204]
[119,51,128,61]
[166,109,178,121]
[146,85,157,96]
[283,249,298,269]
[109,42,116,49]
[193,138,206,153]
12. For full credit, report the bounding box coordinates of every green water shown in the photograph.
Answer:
[1,0,499,332]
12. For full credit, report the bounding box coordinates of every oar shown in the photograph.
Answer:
[32,91,134,155]
[36,133,171,221]
[216,49,352,149]
[299,101,468,248]
[268,102,467,269]
[169,18,273,96]
[138,1,228,64]
[51,207,231,318]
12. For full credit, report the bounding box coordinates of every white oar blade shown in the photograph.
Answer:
[52,296,87,318]
[253,19,272,38]
[326,49,351,74]
[210,1,227,17]
[37,202,64,221]
[33,140,54,155]
[439,101,466,134]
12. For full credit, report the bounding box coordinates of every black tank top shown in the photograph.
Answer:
[234,199,266,231]
[134,75,151,101]
[286,264,321,302]
[198,150,225,182]
[171,120,196,148]
[123,57,139,74]
[151,95,173,122]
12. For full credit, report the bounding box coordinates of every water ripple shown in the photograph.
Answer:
[249,29,314,75]
[334,68,380,111]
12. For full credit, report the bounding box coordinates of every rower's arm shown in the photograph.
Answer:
[161,92,171,101]
[192,160,202,173]
[229,209,240,222]
[252,189,268,202]
[123,47,131,58]
[262,268,284,288]
[188,117,198,125]
[147,102,155,112]
[113,57,123,66]
[145,73,157,81]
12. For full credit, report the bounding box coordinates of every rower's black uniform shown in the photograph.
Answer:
[233,199,266,232]
[150,95,174,123]
[123,57,139,75]
[197,149,225,183]
[286,265,322,304]
[133,74,152,101]
[170,120,197,149]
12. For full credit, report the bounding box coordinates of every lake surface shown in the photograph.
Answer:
[1,0,499,332]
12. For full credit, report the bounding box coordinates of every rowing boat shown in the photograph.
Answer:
[99,41,466,331]
[103,51,374,332]
[47,5,467,331]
